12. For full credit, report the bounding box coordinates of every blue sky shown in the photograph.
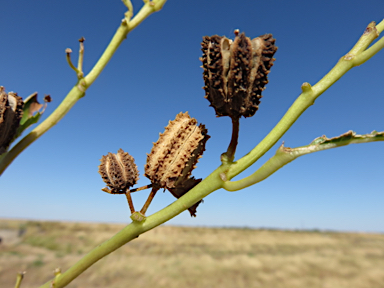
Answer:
[0,1,383,232]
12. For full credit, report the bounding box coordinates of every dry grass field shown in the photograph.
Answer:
[0,219,383,288]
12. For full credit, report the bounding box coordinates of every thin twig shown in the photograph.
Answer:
[77,37,85,78]
[101,184,152,194]
[140,187,159,214]
[14,271,25,288]
[125,189,136,214]
[65,49,80,75]
[129,183,153,193]
[122,0,134,22]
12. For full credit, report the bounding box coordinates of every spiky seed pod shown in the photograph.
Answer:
[145,112,210,216]
[201,32,277,119]
[98,149,139,194]
[145,112,210,189]
[0,87,24,155]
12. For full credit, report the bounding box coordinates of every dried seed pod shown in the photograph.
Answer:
[145,112,209,189]
[0,87,24,155]
[145,112,210,216]
[201,32,277,119]
[99,149,139,194]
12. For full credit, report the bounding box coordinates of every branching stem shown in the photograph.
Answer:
[122,0,134,21]
[225,19,384,181]
[39,167,225,288]
[223,131,384,191]
[36,19,384,288]
[0,0,167,175]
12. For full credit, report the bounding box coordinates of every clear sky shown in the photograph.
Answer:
[0,0,383,232]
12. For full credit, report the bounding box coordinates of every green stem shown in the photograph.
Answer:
[356,35,384,65]
[39,166,225,288]
[14,272,25,288]
[34,18,384,288]
[225,20,384,181]
[0,85,84,175]
[85,0,166,86]
[122,0,134,21]
[224,130,384,191]
[77,38,85,77]
[0,0,167,176]
[65,49,80,75]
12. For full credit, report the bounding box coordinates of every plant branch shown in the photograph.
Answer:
[0,85,85,176]
[38,165,225,288]
[122,0,134,22]
[84,0,166,87]
[33,18,383,288]
[224,130,384,191]
[14,271,25,288]
[140,186,159,214]
[225,20,384,181]
[77,37,85,77]
[0,0,167,176]
[129,183,153,193]
[125,189,136,214]
[65,49,80,75]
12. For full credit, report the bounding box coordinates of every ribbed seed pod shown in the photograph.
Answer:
[99,149,139,194]
[201,32,277,119]
[145,112,209,189]
[0,87,24,155]
[145,112,210,216]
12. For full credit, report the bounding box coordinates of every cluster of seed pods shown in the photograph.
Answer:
[99,30,277,218]
[99,112,209,217]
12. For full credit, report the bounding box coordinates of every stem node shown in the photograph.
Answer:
[301,82,312,93]
[130,211,146,222]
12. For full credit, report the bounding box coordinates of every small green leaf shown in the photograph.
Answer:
[15,93,48,140]
[19,92,43,125]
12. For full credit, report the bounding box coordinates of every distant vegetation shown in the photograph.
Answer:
[1,219,383,288]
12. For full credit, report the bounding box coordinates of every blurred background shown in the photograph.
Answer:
[0,0,383,232]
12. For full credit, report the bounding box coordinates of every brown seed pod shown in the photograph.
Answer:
[0,87,24,155]
[145,112,210,216]
[201,32,277,119]
[98,149,139,194]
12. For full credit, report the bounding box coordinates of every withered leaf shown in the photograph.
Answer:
[0,87,24,155]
